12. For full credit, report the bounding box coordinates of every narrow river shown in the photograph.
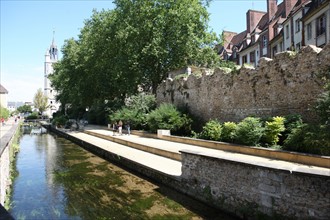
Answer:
[8,130,237,220]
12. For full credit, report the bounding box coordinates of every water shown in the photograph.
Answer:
[8,132,237,220]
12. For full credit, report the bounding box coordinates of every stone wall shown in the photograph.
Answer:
[156,44,330,123]
[0,124,20,206]
[180,150,330,219]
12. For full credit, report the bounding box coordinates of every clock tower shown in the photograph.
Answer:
[44,31,59,117]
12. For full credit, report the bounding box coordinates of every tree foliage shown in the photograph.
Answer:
[17,105,32,113]
[0,106,10,119]
[33,88,48,115]
[51,0,219,113]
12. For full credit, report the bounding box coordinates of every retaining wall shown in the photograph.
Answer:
[0,123,20,206]
[180,150,330,219]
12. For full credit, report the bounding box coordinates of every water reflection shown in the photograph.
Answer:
[9,133,237,220]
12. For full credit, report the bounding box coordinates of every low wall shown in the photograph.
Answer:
[0,123,20,206]
[180,150,330,219]
[159,134,330,168]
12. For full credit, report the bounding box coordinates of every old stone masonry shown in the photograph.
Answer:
[157,44,330,123]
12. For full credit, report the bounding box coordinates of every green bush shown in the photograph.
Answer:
[147,103,192,134]
[0,106,10,119]
[52,115,68,127]
[110,107,147,130]
[109,93,157,130]
[26,112,39,120]
[262,116,285,146]
[315,82,330,125]
[234,117,264,146]
[284,124,330,156]
[198,120,222,141]
[221,122,237,143]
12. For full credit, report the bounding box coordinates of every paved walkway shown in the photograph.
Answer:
[0,117,17,139]
[75,125,330,177]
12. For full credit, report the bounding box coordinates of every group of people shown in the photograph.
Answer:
[112,120,130,136]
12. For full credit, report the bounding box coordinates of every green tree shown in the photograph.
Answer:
[17,104,32,113]
[51,0,219,114]
[0,106,10,119]
[33,89,48,115]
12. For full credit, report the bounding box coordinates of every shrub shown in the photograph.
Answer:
[220,122,237,142]
[198,120,222,141]
[284,124,330,156]
[278,114,303,145]
[52,115,68,127]
[146,103,192,134]
[109,93,157,130]
[315,82,330,125]
[0,106,10,119]
[110,107,147,130]
[26,112,39,120]
[234,117,264,146]
[262,116,285,146]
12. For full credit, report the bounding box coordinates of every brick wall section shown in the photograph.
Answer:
[156,44,330,123]
[180,151,330,219]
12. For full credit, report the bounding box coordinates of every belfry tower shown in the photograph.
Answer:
[44,31,59,117]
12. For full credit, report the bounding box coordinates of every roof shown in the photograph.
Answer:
[0,84,8,94]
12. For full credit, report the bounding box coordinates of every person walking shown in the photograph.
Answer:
[126,122,130,135]
[118,120,123,135]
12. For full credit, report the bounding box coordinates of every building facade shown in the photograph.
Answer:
[44,34,60,117]
[0,84,8,109]
[219,0,330,66]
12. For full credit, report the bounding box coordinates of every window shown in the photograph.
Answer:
[286,25,290,39]
[317,14,326,36]
[242,55,247,64]
[295,19,301,33]
[262,35,267,48]
[307,23,312,40]
[250,51,255,62]
[233,47,237,59]
[272,46,277,57]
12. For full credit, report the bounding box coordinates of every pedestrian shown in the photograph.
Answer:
[118,120,123,135]
[113,122,117,136]
[126,122,130,135]
[1,117,4,126]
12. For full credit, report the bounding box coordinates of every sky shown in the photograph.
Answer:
[0,0,268,103]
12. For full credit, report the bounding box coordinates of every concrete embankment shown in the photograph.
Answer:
[44,124,330,219]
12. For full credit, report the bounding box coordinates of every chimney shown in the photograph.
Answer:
[246,10,266,33]
[284,0,298,17]
[267,0,277,21]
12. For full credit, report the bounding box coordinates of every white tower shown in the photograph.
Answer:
[44,31,59,118]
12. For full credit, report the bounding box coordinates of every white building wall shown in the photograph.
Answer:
[304,3,330,47]
[0,94,7,109]
[283,20,292,50]
[293,10,303,50]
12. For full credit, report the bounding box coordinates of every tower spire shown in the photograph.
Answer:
[52,29,55,46]
[49,29,58,61]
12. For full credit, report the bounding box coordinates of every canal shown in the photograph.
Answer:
[8,130,237,220]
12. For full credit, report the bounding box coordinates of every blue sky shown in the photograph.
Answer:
[1,0,267,102]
